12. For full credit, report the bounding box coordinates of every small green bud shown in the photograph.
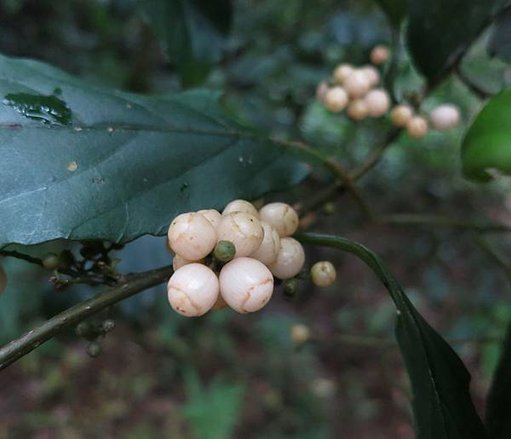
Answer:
[214,240,236,263]
[87,341,102,358]
[76,321,96,341]
[283,278,298,299]
[42,253,60,270]
[322,202,335,215]
[101,319,115,333]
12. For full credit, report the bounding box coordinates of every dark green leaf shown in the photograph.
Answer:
[485,319,511,439]
[297,233,488,439]
[0,54,308,247]
[141,0,232,86]
[488,7,511,63]
[374,0,407,28]
[461,88,511,182]
[406,1,504,83]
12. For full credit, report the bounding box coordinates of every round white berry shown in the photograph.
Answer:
[406,116,429,139]
[310,261,337,287]
[259,202,299,237]
[167,264,219,317]
[370,45,390,65]
[172,253,196,270]
[360,65,380,87]
[216,212,264,257]
[343,70,371,98]
[250,221,281,265]
[290,324,311,345]
[429,104,461,131]
[167,212,217,261]
[390,105,414,127]
[324,86,349,112]
[219,257,274,313]
[197,209,222,229]
[0,264,6,295]
[347,99,369,121]
[222,199,259,217]
[365,89,390,117]
[333,64,354,84]
[269,237,305,280]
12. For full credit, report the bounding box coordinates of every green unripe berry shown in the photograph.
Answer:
[214,240,236,263]
[42,253,60,270]
[101,319,115,333]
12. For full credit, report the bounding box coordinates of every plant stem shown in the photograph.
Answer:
[0,265,172,371]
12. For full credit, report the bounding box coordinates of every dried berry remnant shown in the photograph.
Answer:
[406,116,429,139]
[0,263,7,294]
[429,104,460,131]
[219,257,274,313]
[167,212,217,261]
[391,105,414,128]
[259,202,299,237]
[324,86,349,112]
[310,261,337,287]
[250,221,281,265]
[370,45,390,65]
[222,199,259,217]
[167,264,219,317]
[269,237,305,280]
[217,212,264,257]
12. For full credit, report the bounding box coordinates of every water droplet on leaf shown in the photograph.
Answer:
[3,91,72,125]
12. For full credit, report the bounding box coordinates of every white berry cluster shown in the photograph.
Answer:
[316,44,461,139]
[317,45,391,120]
[166,200,305,317]
[0,262,6,295]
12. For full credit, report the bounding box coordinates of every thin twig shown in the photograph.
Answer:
[0,265,172,371]
[272,137,374,220]
[0,250,43,267]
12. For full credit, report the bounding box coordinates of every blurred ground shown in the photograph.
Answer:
[1,0,510,438]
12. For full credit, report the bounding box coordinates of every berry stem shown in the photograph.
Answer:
[0,265,173,370]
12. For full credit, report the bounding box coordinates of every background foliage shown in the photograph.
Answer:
[1,0,511,438]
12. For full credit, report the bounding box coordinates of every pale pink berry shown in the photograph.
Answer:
[316,80,329,102]
[406,116,429,138]
[390,105,414,127]
[333,64,354,84]
[360,66,380,87]
[197,209,222,229]
[222,199,259,217]
[370,45,390,65]
[310,261,337,287]
[250,221,281,265]
[343,70,371,98]
[219,257,274,313]
[167,264,219,317]
[259,202,299,237]
[364,89,390,117]
[216,212,264,257]
[269,237,305,280]
[429,104,460,131]
[167,212,217,261]
[347,99,369,121]
[324,86,349,112]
